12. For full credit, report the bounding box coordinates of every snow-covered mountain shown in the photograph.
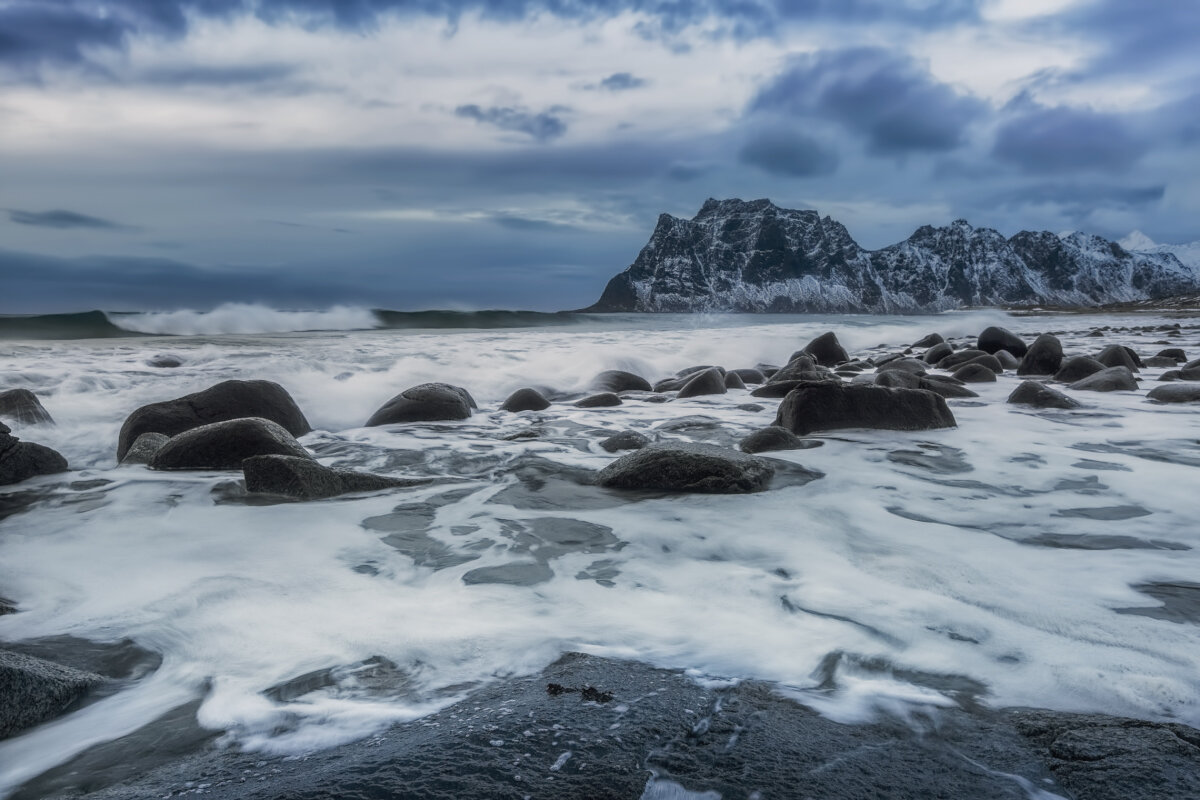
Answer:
[1119,230,1200,272]
[586,198,1200,312]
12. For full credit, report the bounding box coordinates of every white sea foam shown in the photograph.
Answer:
[108,303,381,335]
[1,311,1198,795]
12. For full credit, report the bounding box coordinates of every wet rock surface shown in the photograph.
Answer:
[595,441,775,493]
[775,382,956,435]
[117,379,311,460]
[0,649,103,740]
[243,454,423,500]
[25,653,1200,800]
[1008,381,1082,410]
[366,383,475,426]
[149,417,311,471]
[500,387,551,412]
[0,421,69,486]
[0,388,54,425]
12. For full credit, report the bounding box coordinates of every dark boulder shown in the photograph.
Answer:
[739,426,810,454]
[938,349,990,370]
[599,431,650,452]
[1156,348,1187,362]
[500,388,550,412]
[366,383,475,426]
[1069,366,1139,392]
[0,388,54,425]
[119,432,170,466]
[1180,366,1200,381]
[769,355,823,384]
[1144,356,1180,368]
[119,380,311,460]
[919,377,978,399]
[723,371,746,390]
[0,649,103,739]
[0,422,69,486]
[875,358,926,375]
[675,365,724,379]
[775,383,956,435]
[1054,356,1107,383]
[575,393,622,408]
[1008,381,1081,409]
[953,363,997,383]
[911,333,944,348]
[1096,345,1140,372]
[751,380,807,398]
[149,418,311,471]
[1159,370,1182,382]
[977,326,1028,357]
[1017,334,1063,376]
[652,377,685,392]
[1147,384,1200,403]
[729,368,765,385]
[873,371,920,389]
[145,355,183,368]
[590,370,651,393]
[993,349,1020,370]
[595,441,774,494]
[677,368,727,399]
[242,455,418,500]
[957,353,1004,374]
[923,342,953,364]
[801,331,850,367]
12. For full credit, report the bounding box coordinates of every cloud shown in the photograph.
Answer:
[136,62,299,88]
[738,127,839,177]
[992,101,1149,173]
[597,72,647,91]
[454,104,569,142]
[749,47,987,155]
[989,182,1165,212]
[7,209,133,231]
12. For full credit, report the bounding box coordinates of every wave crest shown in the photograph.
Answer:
[109,304,381,336]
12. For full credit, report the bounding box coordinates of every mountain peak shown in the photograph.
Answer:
[585,198,1200,312]
[1119,230,1158,251]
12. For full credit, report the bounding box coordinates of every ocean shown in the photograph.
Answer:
[1,304,1199,795]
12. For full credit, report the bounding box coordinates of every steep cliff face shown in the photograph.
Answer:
[587,199,1199,312]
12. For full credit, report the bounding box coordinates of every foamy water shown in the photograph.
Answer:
[1,310,1198,795]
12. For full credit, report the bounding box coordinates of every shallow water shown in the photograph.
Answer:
[1,309,1199,795]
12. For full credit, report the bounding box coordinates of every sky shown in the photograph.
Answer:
[1,0,1198,312]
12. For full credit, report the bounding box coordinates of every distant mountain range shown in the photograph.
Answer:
[585,198,1200,312]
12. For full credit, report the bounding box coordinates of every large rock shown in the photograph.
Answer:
[769,355,824,384]
[977,326,1028,357]
[1156,348,1187,362]
[500,388,550,412]
[739,426,812,454]
[676,368,727,399]
[1054,356,1107,383]
[0,649,103,739]
[1008,381,1081,409]
[923,342,953,364]
[993,349,1021,370]
[590,370,651,393]
[365,383,475,426]
[1069,366,1138,392]
[575,392,622,408]
[775,383,956,435]
[938,349,990,370]
[723,371,746,390]
[1096,344,1140,372]
[119,432,170,466]
[911,332,944,348]
[1017,334,1063,376]
[1147,384,1200,403]
[599,430,650,452]
[0,388,54,425]
[595,442,774,493]
[875,358,926,375]
[952,363,997,383]
[118,380,311,460]
[242,455,417,500]
[956,353,1004,373]
[801,331,850,367]
[149,418,311,471]
[0,422,69,486]
[729,368,766,384]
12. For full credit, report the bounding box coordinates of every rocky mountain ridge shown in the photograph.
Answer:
[587,198,1200,312]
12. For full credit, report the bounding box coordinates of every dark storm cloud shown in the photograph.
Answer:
[137,63,299,87]
[454,104,569,142]
[7,209,133,230]
[0,0,983,74]
[989,182,1165,212]
[738,127,838,177]
[749,48,986,155]
[597,72,647,91]
[1054,0,1200,78]
[992,100,1149,173]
